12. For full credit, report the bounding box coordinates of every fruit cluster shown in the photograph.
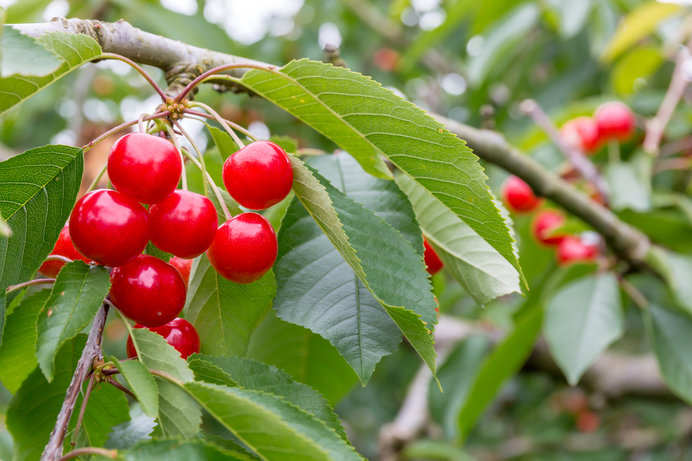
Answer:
[560,101,635,155]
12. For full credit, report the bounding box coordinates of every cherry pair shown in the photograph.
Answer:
[560,101,635,155]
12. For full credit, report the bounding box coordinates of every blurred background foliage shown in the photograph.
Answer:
[2,0,692,460]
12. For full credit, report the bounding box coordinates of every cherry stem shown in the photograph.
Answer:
[86,162,108,193]
[175,61,279,102]
[618,276,649,310]
[178,146,232,221]
[108,378,137,400]
[173,120,208,196]
[186,102,246,149]
[5,278,55,293]
[163,123,188,191]
[183,108,257,142]
[70,375,95,448]
[45,255,72,263]
[100,52,168,102]
[137,113,149,133]
[82,112,170,152]
[57,447,118,461]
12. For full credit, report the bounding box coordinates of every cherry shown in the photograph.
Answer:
[169,256,193,287]
[222,141,293,210]
[207,212,277,284]
[110,255,186,327]
[423,238,443,276]
[69,189,149,267]
[561,117,601,154]
[126,318,200,359]
[594,101,635,142]
[532,210,566,246]
[501,176,540,213]
[38,225,92,277]
[556,236,598,266]
[148,190,218,258]
[108,132,182,204]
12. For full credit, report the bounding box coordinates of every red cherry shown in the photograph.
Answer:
[69,190,149,267]
[126,318,200,359]
[561,117,601,154]
[169,256,193,287]
[110,255,186,327]
[594,101,635,142]
[207,213,277,284]
[222,141,293,210]
[501,176,540,213]
[556,236,598,266]
[373,47,400,72]
[423,238,443,276]
[108,133,182,204]
[576,410,600,433]
[148,190,218,258]
[38,225,92,277]
[532,210,566,246]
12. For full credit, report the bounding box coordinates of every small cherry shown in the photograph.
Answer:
[532,210,566,246]
[561,117,601,154]
[423,238,444,276]
[501,176,540,213]
[556,236,599,266]
[108,132,182,204]
[207,212,277,284]
[110,255,186,327]
[38,225,92,277]
[222,141,293,210]
[126,318,200,359]
[69,189,149,267]
[594,101,635,142]
[148,190,218,258]
[169,256,193,287]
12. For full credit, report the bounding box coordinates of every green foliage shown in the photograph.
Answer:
[116,358,159,418]
[0,26,61,77]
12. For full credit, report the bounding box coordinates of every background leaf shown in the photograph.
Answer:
[122,439,251,461]
[0,26,61,77]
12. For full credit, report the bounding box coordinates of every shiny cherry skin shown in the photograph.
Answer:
[423,238,444,276]
[148,190,218,258]
[501,176,540,213]
[207,212,277,284]
[561,117,601,154]
[169,256,193,287]
[38,225,92,277]
[222,141,293,210]
[108,132,182,204]
[532,210,566,246]
[594,102,635,142]
[556,236,599,266]
[69,189,149,267]
[126,318,200,359]
[110,255,186,327]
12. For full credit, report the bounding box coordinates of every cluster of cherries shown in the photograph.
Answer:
[502,101,637,265]
[39,132,293,359]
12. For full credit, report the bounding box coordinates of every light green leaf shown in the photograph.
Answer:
[185,382,363,460]
[130,328,195,383]
[0,26,61,77]
[612,45,663,96]
[184,254,275,356]
[544,274,623,385]
[605,162,651,212]
[36,262,110,381]
[0,31,101,115]
[4,0,53,23]
[105,405,156,450]
[116,358,159,418]
[208,125,238,160]
[122,439,251,461]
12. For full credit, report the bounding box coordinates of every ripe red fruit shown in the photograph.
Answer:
[169,256,193,287]
[126,318,200,359]
[207,212,277,284]
[594,101,635,142]
[222,141,293,210]
[110,255,186,327]
[69,189,149,267]
[423,238,443,276]
[38,225,92,277]
[576,410,600,433]
[501,176,540,213]
[148,190,218,258]
[532,210,566,246]
[556,236,598,266]
[561,117,601,154]
[108,132,182,204]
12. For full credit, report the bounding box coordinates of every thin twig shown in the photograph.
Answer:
[5,278,55,293]
[108,378,137,400]
[100,53,168,101]
[57,447,117,461]
[70,376,96,448]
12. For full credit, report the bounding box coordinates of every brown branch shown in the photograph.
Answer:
[57,447,117,461]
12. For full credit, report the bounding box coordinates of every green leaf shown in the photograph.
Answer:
[457,304,542,440]
[184,254,275,356]
[652,250,692,315]
[0,145,83,307]
[288,156,437,377]
[185,382,363,460]
[246,312,358,405]
[122,439,250,461]
[605,162,652,212]
[36,262,110,381]
[269,135,299,154]
[116,358,159,418]
[4,0,53,23]
[0,289,49,392]
[69,379,129,449]
[105,405,156,450]
[396,173,520,304]
[0,26,61,77]
[0,31,101,115]
[240,60,521,280]
[128,328,195,382]
[544,274,623,385]
[208,125,238,160]
[145,241,172,262]
[189,355,346,439]
[612,45,663,96]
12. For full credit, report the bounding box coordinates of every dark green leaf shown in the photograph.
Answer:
[69,378,129,449]
[208,125,238,160]
[122,439,251,461]
[116,358,159,418]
